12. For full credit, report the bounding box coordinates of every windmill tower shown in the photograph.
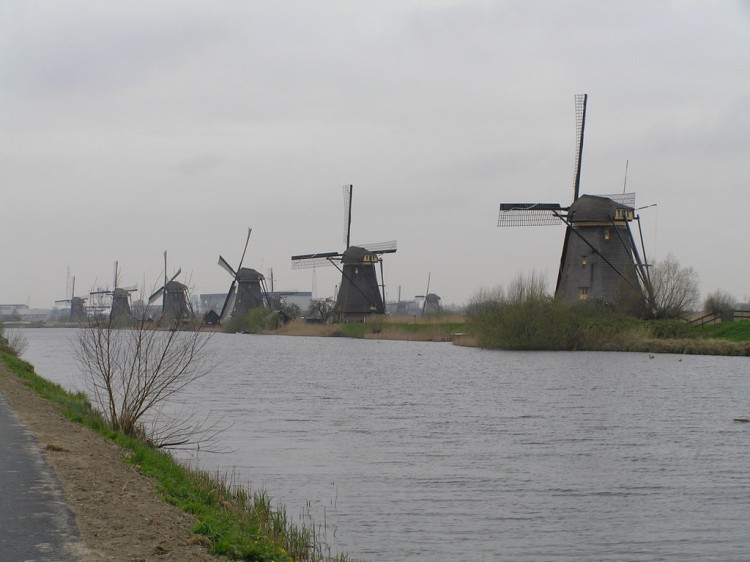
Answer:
[148,251,194,323]
[55,276,87,322]
[90,261,137,324]
[291,185,397,322]
[218,228,269,322]
[497,94,653,310]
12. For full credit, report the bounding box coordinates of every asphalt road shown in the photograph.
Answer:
[0,392,86,561]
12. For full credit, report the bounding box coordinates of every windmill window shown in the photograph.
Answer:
[579,287,589,301]
[604,228,611,240]
[581,256,588,267]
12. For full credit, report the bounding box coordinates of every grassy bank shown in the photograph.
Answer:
[0,344,354,562]
[275,315,471,343]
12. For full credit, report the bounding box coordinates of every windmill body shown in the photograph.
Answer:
[69,297,87,322]
[423,293,443,315]
[498,95,652,309]
[336,246,385,320]
[233,267,266,316]
[110,287,133,323]
[291,185,397,323]
[555,195,641,303]
[163,280,192,321]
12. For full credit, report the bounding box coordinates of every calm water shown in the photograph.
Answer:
[17,328,750,561]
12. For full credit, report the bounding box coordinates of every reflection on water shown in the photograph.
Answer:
[19,328,750,561]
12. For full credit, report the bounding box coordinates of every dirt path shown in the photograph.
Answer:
[0,362,223,562]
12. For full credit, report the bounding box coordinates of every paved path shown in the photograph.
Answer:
[0,392,85,561]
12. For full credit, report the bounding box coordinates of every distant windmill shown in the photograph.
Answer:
[55,276,87,322]
[291,184,397,322]
[416,273,442,316]
[90,261,137,324]
[218,228,269,322]
[497,94,654,309]
[148,251,194,323]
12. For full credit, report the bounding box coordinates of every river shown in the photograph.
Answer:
[16,327,750,561]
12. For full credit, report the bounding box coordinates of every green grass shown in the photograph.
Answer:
[0,350,355,561]
[694,319,750,342]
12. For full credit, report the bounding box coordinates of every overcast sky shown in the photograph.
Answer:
[2,0,749,309]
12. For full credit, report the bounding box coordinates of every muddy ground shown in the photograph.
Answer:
[0,362,223,562]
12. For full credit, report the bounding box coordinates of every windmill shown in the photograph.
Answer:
[148,251,194,323]
[54,276,87,322]
[497,94,653,309]
[90,261,137,324]
[218,228,270,322]
[291,184,397,322]
[416,273,442,316]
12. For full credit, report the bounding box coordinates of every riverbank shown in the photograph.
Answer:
[0,342,354,562]
[272,315,750,356]
[0,356,219,561]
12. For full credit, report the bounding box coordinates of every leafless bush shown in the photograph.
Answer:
[74,313,219,449]
[4,329,29,356]
[704,289,736,321]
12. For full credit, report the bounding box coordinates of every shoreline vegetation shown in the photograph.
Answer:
[271,312,750,356]
[0,335,356,562]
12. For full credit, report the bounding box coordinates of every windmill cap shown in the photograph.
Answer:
[166,280,188,291]
[237,267,264,281]
[569,194,634,222]
[341,246,378,265]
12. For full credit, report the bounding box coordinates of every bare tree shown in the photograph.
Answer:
[704,289,736,321]
[650,253,700,319]
[306,298,337,324]
[75,311,220,449]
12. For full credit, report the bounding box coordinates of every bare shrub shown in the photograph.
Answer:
[75,313,219,449]
[704,289,736,321]
[4,329,29,356]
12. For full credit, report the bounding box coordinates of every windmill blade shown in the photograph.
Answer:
[113,260,119,290]
[167,267,182,285]
[54,299,71,304]
[219,281,237,321]
[148,287,164,304]
[237,227,252,271]
[343,184,353,248]
[291,251,340,270]
[71,276,76,299]
[358,240,397,254]
[572,93,588,201]
[218,255,237,278]
[422,273,431,314]
[497,203,566,227]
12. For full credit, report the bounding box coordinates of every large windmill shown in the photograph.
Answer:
[291,185,397,322]
[55,276,87,323]
[90,261,137,324]
[498,94,653,309]
[218,228,269,322]
[148,251,194,323]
